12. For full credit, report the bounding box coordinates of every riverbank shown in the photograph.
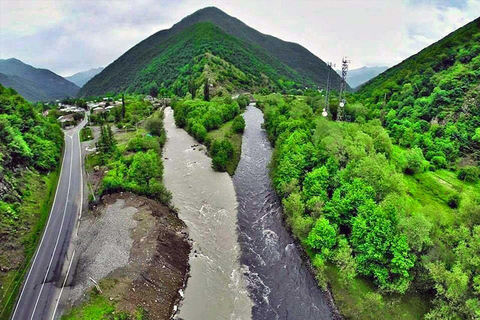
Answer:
[63,192,190,319]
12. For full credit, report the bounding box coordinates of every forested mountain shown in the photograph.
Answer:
[258,17,480,319]
[79,7,346,97]
[0,58,79,101]
[66,67,104,87]
[356,17,480,166]
[339,66,388,88]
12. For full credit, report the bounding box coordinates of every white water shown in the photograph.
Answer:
[162,107,252,320]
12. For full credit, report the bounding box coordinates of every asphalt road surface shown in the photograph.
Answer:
[11,118,85,320]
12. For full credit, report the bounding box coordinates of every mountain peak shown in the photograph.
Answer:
[3,57,25,64]
[0,58,79,101]
[80,7,346,96]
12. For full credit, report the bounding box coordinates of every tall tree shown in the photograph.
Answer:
[204,78,210,102]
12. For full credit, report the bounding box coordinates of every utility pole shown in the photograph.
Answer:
[337,57,350,121]
[121,93,125,120]
[323,62,335,118]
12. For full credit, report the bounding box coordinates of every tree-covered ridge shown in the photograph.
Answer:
[0,58,79,101]
[0,85,63,174]
[0,85,63,316]
[0,84,63,226]
[356,17,480,165]
[170,7,346,90]
[80,22,310,97]
[259,94,480,319]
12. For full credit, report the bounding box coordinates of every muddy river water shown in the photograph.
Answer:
[163,107,252,319]
[163,105,332,319]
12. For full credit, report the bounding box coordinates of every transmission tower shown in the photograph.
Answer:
[322,62,335,118]
[336,57,350,121]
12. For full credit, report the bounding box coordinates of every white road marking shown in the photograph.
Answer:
[50,120,85,319]
[50,249,75,320]
[29,134,74,320]
[11,129,69,320]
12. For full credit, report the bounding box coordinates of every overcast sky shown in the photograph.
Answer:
[0,0,479,77]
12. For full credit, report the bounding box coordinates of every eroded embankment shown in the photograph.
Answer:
[65,193,190,319]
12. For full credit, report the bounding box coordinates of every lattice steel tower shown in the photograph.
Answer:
[322,62,335,118]
[337,57,350,121]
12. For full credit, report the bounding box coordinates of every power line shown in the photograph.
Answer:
[337,57,350,121]
[322,62,335,118]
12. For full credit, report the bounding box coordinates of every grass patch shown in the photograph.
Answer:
[85,152,103,171]
[207,119,243,175]
[324,265,431,320]
[115,128,146,147]
[80,127,94,142]
[62,292,115,320]
[62,279,145,320]
[0,168,60,320]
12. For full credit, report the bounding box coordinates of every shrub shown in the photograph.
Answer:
[211,139,233,171]
[236,95,250,109]
[126,135,160,153]
[145,117,164,137]
[232,115,245,133]
[191,123,207,142]
[403,147,428,174]
[447,192,460,208]
[458,166,480,182]
[430,156,447,170]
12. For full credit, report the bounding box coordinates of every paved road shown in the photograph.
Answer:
[11,118,85,320]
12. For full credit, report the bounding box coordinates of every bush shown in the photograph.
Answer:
[126,135,160,153]
[447,192,460,208]
[232,115,245,133]
[458,166,480,182]
[211,139,233,171]
[191,123,207,142]
[403,147,428,174]
[236,95,250,109]
[145,117,164,137]
[430,156,447,170]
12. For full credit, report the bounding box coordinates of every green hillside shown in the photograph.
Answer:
[0,58,79,101]
[0,85,63,317]
[79,7,345,97]
[356,17,480,166]
[259,93,480,319]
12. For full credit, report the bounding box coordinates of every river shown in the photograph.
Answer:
[162,107,252,320]
[233,104,333,319]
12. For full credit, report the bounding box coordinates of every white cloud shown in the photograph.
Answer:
[0,0,478,76]
[0,0,66,36]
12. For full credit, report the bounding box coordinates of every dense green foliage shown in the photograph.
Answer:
[80,126,93,142]
[356,18,480,167]
[232,114,245,133]
[90,106,172,206]
[260,94,480,319]
[0,85,63,318]
[80,7,347,97]
[0,85,63,212]
[172,96,245,173]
